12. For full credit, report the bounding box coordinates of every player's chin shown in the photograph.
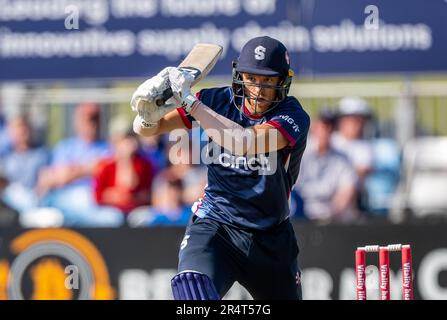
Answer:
[253,99,273,111]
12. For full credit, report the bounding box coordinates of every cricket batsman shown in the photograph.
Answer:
[130,36,310,299]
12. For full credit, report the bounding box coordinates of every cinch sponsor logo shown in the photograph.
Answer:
[217,153,272,172]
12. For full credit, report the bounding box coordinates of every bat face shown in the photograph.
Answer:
[178,44,223,84]
[155,43,223,106]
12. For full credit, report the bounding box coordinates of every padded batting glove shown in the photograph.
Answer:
[168,68,198,114]
[130,66,179,126]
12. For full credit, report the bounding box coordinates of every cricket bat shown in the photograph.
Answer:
[155,43,223,106]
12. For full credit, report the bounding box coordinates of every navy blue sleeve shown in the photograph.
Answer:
[266,99,310,148]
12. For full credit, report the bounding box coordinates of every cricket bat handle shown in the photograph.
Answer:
[155,87,173,106]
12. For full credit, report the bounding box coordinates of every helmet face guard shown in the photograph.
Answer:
[231,60,293,116]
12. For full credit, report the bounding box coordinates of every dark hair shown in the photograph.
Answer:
[318,107,337,126]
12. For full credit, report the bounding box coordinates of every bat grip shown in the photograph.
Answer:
[155,88,173,106]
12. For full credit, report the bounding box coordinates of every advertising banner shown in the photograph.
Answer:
[1,0,446,80]
[0,222,446,300]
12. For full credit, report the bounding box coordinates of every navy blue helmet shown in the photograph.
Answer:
[232,36,294,114]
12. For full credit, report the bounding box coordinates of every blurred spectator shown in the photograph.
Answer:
[138,135,167,176]
[163,130,192,181]
[331,97,375,213]
[0,110,12,158]
[127,132,209,227]
[35,103,124,227]
[363,139,401,216]
[1,114,49,213]
[127,173,191,227]
[94,115,154,214]
[181,166,207,207]
[0,174,19,227]
[332,97,374,182]
[163,131,208,207]
[294,109,358,224]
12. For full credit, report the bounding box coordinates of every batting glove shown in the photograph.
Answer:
[168,68,198,113]
[131,66,180,126]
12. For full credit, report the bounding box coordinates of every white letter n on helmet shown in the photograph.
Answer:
[254,46,266,60]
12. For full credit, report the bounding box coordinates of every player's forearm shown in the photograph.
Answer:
[190,101,255,155]
[189,102,286,155]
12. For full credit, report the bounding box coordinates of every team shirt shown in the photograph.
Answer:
[177,87,310,230]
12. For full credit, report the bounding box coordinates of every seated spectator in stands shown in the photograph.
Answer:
[127,173,191,227]
[0,172,19,227]
[0,105,13,158]
[294,109,358,224]
[163,130,193,181]
[35,103,124,227]
[332,97,374,183]
[162,131,208,207]
[94,115,154,214]
[1,114,49,213]
[181,165,207,208]
[332,97,374,212]
[138,135,167,176]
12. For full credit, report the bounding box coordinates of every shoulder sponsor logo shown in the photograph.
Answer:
[278,115,300,133]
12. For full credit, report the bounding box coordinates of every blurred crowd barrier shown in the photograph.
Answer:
[0,77,446,228]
